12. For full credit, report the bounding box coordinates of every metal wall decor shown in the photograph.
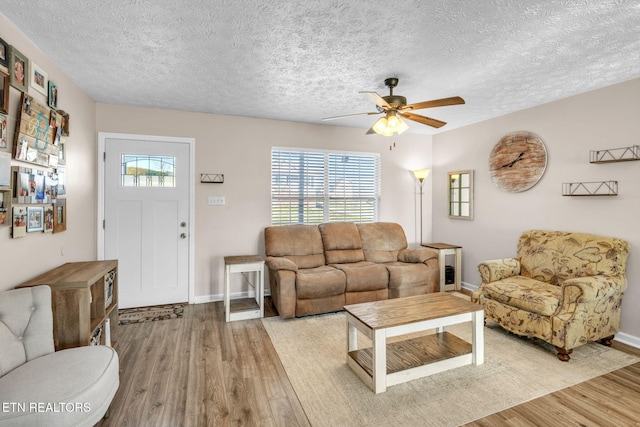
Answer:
[200,173,224,184]
[562,181,618,196]
[589,145,639,163]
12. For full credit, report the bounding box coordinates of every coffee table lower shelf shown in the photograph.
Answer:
[348,332,472,384]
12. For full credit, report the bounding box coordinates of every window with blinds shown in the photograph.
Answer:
[271,148,380,225]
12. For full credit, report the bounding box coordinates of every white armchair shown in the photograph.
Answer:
[0,286,119,426]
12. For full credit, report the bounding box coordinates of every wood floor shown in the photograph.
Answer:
[97,297,640,427]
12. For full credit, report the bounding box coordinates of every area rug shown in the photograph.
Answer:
[118,304,184,325]
[262,312,639,427]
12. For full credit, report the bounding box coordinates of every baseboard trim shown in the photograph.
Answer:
[461,281,478,292]
[615,331,640,349]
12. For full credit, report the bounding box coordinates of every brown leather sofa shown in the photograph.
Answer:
[264,222,439,318]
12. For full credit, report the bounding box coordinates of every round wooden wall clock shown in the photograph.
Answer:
[489,131,547,192]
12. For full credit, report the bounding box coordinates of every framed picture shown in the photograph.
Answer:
[0,113,7,149]
[44,204,54,233]
[0,151,9,186]
[58,110,70,136]
[0,70,9,115]
[57,136,66,164]
[48,80,58,109]
[9,46,29,93]
[53,198,66,233]
[27,206,44,232]
[30,61,48,96]
[0,37,7,68]
[56,166,66,194]
[12,206,27,238]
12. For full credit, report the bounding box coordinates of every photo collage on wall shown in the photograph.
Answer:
[0,36,70,238]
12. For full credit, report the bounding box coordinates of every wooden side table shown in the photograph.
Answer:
[224,255,264,322]
[421,243,462,292]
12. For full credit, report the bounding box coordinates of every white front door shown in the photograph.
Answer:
[102,134,192,308]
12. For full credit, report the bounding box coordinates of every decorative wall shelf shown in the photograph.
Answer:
[562,181,618,196]
[200,173,224,184]
[589,145,640,163]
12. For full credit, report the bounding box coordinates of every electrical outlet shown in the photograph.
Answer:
[208,196,225,206]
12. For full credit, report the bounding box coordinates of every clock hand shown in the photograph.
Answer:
[500,152,525,168]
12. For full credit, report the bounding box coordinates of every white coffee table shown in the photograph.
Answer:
[344,293,484,393]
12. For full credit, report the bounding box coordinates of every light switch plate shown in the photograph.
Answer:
[208,196,225,206]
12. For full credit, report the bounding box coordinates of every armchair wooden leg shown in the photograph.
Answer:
[599,335,614,346]
[555,347,573,362]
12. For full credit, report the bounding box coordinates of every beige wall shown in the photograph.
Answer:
[0,15,97,288]
[95,104,433,301]
[432,78,640,342]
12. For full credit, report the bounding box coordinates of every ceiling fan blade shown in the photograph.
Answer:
[405,96,465,111]
[399,112,447,128]
[322,111,381,121]
[360,91,391,109]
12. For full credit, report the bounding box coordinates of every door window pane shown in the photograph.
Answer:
[121,155,176,188]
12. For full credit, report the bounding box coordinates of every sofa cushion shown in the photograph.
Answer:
[386,262,430,289]
[0,345,119,427]
[296,266,346,299]
[265,225,326,269]
[357,222,408,263]
[331,262,388,292]
[319,222,365,264]
[517,230,631,286]
[483,276,562,316]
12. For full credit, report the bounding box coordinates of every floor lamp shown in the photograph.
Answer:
[412,169,431,245]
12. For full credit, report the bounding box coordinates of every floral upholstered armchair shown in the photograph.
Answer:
[472,230,630,361]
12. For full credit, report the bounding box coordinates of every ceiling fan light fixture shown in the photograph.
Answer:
[372,116,388,134]
[396,117,409,134]
[387,113,400,128]
[374,112,408,136]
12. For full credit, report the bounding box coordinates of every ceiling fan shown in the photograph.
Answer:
[322,77,465,136]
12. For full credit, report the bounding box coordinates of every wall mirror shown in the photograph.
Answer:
[448,170,473,220]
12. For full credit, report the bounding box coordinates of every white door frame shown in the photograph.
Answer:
[97,132,195,305]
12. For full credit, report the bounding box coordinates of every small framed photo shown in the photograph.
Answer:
[0,69,9,115]
[12,206,27,238]
[58,110,70,136]
[30,61,48,96]
[44,204,54,233]
[48,80,58,109]
[0,37,8,68]
[27,206,44,232]
[9,46,29,93]
[53,198,66,233]
[0,113,7,150]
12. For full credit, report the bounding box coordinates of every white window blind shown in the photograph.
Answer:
[271,148,380,225]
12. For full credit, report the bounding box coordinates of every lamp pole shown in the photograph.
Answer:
[412,169,431,246]
[418,180,424,245]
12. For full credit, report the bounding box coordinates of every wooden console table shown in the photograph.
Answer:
[16,260,118,350]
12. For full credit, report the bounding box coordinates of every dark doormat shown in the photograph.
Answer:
[118,303,184,325]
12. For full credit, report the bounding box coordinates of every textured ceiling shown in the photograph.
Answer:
[2,0,640,134]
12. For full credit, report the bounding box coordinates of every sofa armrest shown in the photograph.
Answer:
[561,275,626,304]
[265,256,298,272]
[477,258,520,284]
[398,247,438,264]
